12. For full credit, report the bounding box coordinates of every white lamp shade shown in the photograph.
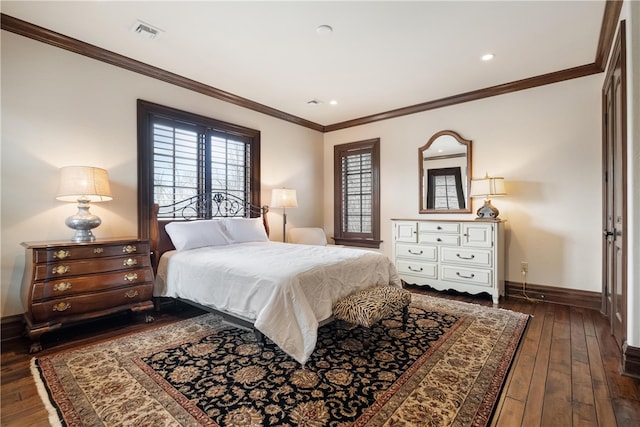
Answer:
[56,166,113,202]
[470,176,506,198]
[270,188,298,208]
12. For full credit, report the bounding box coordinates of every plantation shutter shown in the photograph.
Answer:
[151,118,252,218]
[210,132,251,205]
[152,120,202,214]
[341,151,373,235]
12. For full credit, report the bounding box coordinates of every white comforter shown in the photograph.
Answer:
[154,242,401,364]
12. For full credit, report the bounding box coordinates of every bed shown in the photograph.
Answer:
[150,192,402,365]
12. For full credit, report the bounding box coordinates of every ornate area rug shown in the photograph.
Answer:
[32,294,528,426]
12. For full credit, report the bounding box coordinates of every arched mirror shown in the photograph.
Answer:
[419,130,472,213]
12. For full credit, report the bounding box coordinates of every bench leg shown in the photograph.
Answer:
[402,305,409,329]
[362,327,371,350]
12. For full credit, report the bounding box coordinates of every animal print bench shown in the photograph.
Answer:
[332,285,412,349]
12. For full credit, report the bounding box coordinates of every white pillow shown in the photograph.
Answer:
[224,217,269,243]
[165,219,230,251]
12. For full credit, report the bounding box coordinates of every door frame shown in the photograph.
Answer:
[601,20,627,348]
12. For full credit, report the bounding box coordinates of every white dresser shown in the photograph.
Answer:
[392,219,504,304]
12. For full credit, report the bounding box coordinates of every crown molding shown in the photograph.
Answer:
[1,1,623,133]
[0,13,324,133]
[595,0,624,70]
[324,63,602,132]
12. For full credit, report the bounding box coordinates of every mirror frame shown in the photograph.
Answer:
[419,130,472,214]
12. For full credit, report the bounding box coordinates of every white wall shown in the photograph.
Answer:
[0,32,324,317]
[324,74,603,293]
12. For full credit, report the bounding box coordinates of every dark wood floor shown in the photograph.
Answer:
[1,289,639,426]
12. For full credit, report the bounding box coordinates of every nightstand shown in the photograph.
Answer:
[21,237,155,353]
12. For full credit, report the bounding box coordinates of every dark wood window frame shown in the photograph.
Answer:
[333,138,381,248]
[137,100,261,238]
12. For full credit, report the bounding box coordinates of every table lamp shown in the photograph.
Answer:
[470,173,506,220]
[56,166,112,242]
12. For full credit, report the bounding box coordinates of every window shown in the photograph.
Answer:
[426,167,465,210]
[137,100,260,236]
[334,138,381,248]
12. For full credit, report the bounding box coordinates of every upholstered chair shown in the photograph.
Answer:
[288,228,328,246]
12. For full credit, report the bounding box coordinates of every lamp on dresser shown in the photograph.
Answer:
[56,166,112,242]
[270,187,298,242]
[470,173,506,220]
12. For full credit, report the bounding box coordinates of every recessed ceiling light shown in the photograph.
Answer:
[481,53,495,61]
[329,100,338,106]
[316,25,333,35]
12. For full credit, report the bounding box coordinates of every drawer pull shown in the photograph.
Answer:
[437,226,442,230]
[456,272,475,279]
[125,290,139,298]
[456,253,475,260]
[52,302,71,312]
[53,282,72,292]
[52,265,70,275]
[93,248,104,254]
[122,245,137,254]
[408,249,423,255]
[408,266,424,272]
[53,250,70,260]
[124,258,138,267]
[436,238,442,242]
[124,273,138,282]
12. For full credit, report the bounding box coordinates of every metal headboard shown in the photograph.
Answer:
[157,192,267,220]
[150,192,269,271]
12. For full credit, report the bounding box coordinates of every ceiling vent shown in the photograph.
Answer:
[131,20,163,40]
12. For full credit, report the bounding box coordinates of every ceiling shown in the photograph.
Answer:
[1,1,607,128]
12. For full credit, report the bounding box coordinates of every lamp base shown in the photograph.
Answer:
[65,202,101,242]
[475,199,500,220]
[282,210,288,243]
[68,229,98,243]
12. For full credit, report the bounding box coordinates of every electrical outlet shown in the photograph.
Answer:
[521,262,528,274]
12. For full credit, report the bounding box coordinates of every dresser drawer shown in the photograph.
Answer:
[31,267,154,300]
[418,222,459,233]
[441,247,492,267]
[419,234,460,245]
[440,265,492,287]
[34,242,150,263]
[34,255,151,280]
[395,243,437,261]
[396,260,438,279]
[30,283,153,323]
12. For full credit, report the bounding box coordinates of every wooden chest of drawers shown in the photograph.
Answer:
[21,238,154,352]
[392,220,504,304]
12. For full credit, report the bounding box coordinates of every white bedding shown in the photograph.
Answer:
[154,242,401,364]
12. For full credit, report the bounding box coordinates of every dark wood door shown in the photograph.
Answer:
[602,21,626,350]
